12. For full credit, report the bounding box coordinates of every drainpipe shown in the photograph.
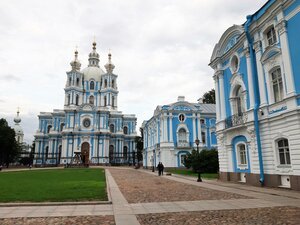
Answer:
[245,15,265,185]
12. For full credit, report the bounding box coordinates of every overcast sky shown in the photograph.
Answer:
[0,0,267,143]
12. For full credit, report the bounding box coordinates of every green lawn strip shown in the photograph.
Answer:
[0,168,107,202]
[166,169,218,179]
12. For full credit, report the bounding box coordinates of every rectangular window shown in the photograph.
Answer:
[267,27,277,46]
[238,144,247,165]
[271,68,283,102]
[277,139,290,165]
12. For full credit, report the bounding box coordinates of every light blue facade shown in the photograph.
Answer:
[142,96,216,168]
[210,0,300,190]
[34,42,137,165]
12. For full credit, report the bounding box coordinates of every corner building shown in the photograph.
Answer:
[142,96,216,168]
[210,0,300,190]
[34,42,137,165]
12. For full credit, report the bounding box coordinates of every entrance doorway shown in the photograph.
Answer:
[81,142,90,165]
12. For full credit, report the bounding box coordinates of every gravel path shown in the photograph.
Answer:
[0,216,115,225]
[137,206,300,225]
[109,168,251,203]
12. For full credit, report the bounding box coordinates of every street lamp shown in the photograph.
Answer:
[195,138,202,182]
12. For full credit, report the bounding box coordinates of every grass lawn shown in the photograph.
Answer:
[166,168,218,179]
[0,168,107,202]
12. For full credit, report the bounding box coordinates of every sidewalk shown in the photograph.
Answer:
[0,167,299,225]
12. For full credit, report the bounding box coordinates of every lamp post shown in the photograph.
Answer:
[195,138,202,182]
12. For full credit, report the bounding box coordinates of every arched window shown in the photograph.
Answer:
[112,79,115,88]
[123,146,128,160]
[237,143,247,165]
[60,123,65,132]
[104,79,108,88]
[110,124,115,133]
[201,131,206,144]
[266,26,277,46]
[67,94,70,105]
[76,78,79,86]
[233,85,245,116]
[75,94,79,105]
[104,96,107,106]
[271,68,283,103]
[89,95,94,105]
[123,126,128,134]
[90,81,95,90]
[112,96,115,107]
[47,125,52,133]
[277,138,290,165]
[178,128,187,142]
[69,77,72,86]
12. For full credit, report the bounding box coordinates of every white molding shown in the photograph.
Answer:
[285,5,300,21]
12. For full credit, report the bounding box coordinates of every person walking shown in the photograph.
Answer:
[161,162,164,175]
[157,162,162,176]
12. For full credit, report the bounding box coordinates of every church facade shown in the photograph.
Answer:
[142,96,216,168]
[210,0,300,190]
[34,42,137,165]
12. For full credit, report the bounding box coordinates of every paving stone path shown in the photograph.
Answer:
[0,167,300,225]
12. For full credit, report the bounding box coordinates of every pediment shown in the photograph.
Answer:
[261,46,281,64]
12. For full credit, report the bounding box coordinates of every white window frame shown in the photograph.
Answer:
[276,138,291,166]
[265,26,277,47]
[235,142,248,170]
[270,67,284,103]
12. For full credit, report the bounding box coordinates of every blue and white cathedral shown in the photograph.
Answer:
[210,0,300,190]
[34,42,137,165]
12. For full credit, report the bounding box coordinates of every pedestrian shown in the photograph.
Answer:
[157,162,162,176]
[161,162,164,175]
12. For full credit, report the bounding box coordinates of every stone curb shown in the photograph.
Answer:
[0,201,112,207]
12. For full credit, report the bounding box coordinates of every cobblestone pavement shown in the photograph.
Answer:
[109,168,251,203]
[0,216,115,225]
[137,206,300,225]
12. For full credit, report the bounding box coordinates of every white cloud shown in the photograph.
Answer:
[0,0,267,142]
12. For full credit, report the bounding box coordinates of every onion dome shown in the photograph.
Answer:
[104,52,115,73]
[70,50,81,71]
[14,109,23,135]
[88,42,100,67]
[81,42,105,81]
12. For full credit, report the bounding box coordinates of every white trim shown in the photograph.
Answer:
[235,141,248,170]
[286,5,300,21]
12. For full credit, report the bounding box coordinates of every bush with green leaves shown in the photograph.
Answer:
[183,148,219,173]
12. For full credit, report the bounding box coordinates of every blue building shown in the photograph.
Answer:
[142,96,216,168]
[210,0,300,190]
[34,42,137,165]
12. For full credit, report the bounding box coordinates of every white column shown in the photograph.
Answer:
[213,75,221,120]
[163,114,168,142]
[192,113,196,142]
[254,41,267,106]
[217,71,226,120]
[197,114,201,140]
[169,113,173,142]
[276,19,296,97]
[245,48,255,109]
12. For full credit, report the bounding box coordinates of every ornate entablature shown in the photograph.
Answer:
[173,105,192,111]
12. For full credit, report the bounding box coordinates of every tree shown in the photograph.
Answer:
[202,89,215,104]
[0,118,21,167]
[135,128,144,164]
[183,148,219,173]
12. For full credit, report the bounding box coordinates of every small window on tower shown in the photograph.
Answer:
[112,80,115,88]
[76,94,79,105]
[90,81,95,90]
[76,78,79,86]
[89,95,94,105]
[69,77,72,86]
[104,96,107,106]
[112,96,115,107]
[104,79,108,88]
